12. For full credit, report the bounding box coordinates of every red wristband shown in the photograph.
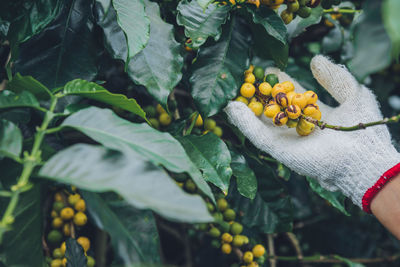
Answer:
[362,163,400,213]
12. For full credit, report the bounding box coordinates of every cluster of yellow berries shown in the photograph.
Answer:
[235,65,321,136]
[46,190,95,267]
[191,114,223,137]
[199,198,266,267]
[144,104,172,129]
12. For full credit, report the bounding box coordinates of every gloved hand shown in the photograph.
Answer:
[224,55,400,212]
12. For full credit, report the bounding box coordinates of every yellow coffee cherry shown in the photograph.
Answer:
[221,243,232,254]
[273,111,288,126]
[258,82,272,96]
[286,91,296,105]
[281,9,293,24]
[249,97,258,103]
[296,118,315,136]
[267,98,276,105]
[271,83,286,98]
[60,207,75,220]
[158,113,171,126]
[240,83,256,98]
[303,90,318,104]
[217,198,228,212]
[62,258,67,267]
[286,119,298,128]
[52,217,63,229]
[156,104,166,114]
[222,233,233,243]
[53,248,63,259]
[243,251,254,263]
[51,210,58,218]
[50,259,63,267]
[54,192,63,202]
[74,199,86,212]
[286,104,301,119]
[248,102,263,116]
[264,104,281,118]
[281,81,295,93]
[247,262,259,267]
[275,92,289,108]
[291,93,307,109]
[246,0,260,8]
[191,114,203,127]
[242,235,249,244]
[61,242,66,255]
[303,104,321,120]
[77,236,90,252]
[232,235,245,247]
[244,73,256,84]
[235,96,249,105]
[63,223,71,236]
[73,212,88,227]
[244,65,254,75]
[68,194,81,206]
[213,126,223,137]
[252,244,266,257]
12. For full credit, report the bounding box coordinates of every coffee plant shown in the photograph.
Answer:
[1,0,400,266]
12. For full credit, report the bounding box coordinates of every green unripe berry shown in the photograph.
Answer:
[184,179,197,192]
[297,6,312,18]
[217,198,228,212]
[256,255,266,264]
[204,119,217,131]
[143,106,157,118]
[213,212,224,222]
[211,239,220,248]
[206,202,215,212]
[288,1,300,12]
[219,221,231,233]
[199,223,208,231]
[212,126,223,137]
[223,209,236,221]
[253,67,265,81]
[209,227,221,238]
[52,248,63,259]
[47,230,63,244]
[149,118,160,129]
[53,201,64,212]
[173,173,188,183]
[264,74,279,87]
[230,222,243,235]
[87,256,96,267]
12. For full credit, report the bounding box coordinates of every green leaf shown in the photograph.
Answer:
[383,0,400,59]
[190,18,251,116]
[177,1,230,48]
[112,0,150,61]
[348,0,392,81]
[60,107,214,202]
[65,238,87,267]
[229,148,257,199]
[7,73,52,100]
[14,0,99,88]
[95,1,128,61]
[228,159,293,233]
[178,133,232,194]
[306,177,350,216]
[5,0,63,45]
[0,120,22,161]
[196,0,214,9]
[0,90,42,112]
[127,0,183,106]
[62,79,146,119]
[39,144,213,222]
[246,6,287,44]
[287,6,323,40]
[82,191,160,265]
[0,184,46,266]
[322,25,343,53]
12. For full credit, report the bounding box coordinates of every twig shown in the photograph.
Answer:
[182,226,193,267]
[323,8,361,14]
[267,234,277,267]
[285,232,303,261]
[303,114,400,131]
[94,229,109,267]
[266,253,400,264]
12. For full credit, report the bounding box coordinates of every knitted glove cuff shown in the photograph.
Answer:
[362,162,400,213]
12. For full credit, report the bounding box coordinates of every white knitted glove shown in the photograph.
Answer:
[225,55,400,212]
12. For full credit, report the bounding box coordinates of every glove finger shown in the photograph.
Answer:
[224,101,276,149]
[311,55,360,104]
[266,66,333,114]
